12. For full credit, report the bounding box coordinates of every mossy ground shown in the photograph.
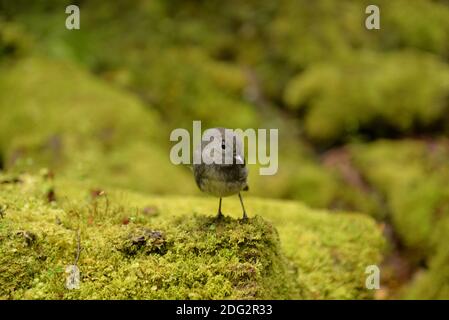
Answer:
[0,173,383,299]
[2,1,449,299]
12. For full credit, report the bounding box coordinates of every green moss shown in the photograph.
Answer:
[350,139,449,299]
[403,223,449,300]
[270,0,449,69]
[0,20,33,59]
[0,56,383,214]
[3,0,449,301]
[400,214,449,300]
[0,57,196,195]
[0,173,384,299]
[284,52,449,144]
[351,139,449,250]
[129,48,259,130]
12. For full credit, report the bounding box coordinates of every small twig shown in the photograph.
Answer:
[73,229,82,266]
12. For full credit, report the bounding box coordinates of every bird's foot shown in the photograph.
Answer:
[216,211,224,221]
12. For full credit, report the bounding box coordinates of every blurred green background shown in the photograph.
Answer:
[1,0,449,299]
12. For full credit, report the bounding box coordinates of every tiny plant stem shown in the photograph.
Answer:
[74,229,82,266]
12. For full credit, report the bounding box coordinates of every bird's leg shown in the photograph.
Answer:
[216,197,224,219]
[238,192,248,220]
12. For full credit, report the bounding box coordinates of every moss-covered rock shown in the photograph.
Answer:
[403,219,449,300]
[284,52,449,145]
[350,139,449,299]
[5,0,449,300]
[0,173,384,299]
[351,139,449,251]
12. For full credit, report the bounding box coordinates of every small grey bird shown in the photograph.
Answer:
[193,128,249,220]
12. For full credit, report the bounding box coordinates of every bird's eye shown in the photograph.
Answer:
[221,141,226,150]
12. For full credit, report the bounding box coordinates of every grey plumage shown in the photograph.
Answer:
[193,128,249,220]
